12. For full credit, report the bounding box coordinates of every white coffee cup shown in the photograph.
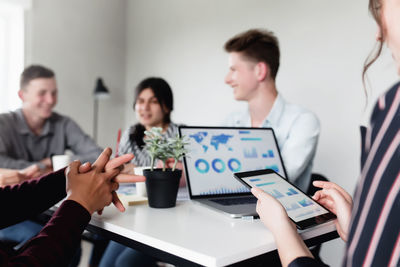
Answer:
[52,155,71,171]
[134,166,150,197]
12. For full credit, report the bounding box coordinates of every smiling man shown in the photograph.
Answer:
[223,29,320,192]
[0,65,102,172]
[0,65,102,264]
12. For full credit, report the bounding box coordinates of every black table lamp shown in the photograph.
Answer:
[93,78,110,142]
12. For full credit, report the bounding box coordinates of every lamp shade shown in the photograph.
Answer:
[94,78,110,99]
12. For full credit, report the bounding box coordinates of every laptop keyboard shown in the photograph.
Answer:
[210,197,257,206]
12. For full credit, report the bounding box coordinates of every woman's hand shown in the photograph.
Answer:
[251,187,313,265]
[251,187,294,234]
[312,181,353,242]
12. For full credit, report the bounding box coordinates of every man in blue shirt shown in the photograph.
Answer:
[223,29,320,192]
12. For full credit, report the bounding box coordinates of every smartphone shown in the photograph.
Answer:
[234,169,336,229]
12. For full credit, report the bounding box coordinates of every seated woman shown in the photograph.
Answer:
[120,77,179,169]
[251,0,400,266]
[99,77,181,267]
[0,148,143,266]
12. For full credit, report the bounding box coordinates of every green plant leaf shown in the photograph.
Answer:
[144,128,190,171]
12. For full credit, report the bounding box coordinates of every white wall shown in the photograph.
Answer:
[125,0,399,266]
[22,0,399,265]
[25,0,127,149]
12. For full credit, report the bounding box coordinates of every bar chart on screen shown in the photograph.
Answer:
[286,188,299,196]
[243,147,258,158]
[298,198,314,207]
[199,186,250,195]
[268,189,284,199]
[284,202,301,211]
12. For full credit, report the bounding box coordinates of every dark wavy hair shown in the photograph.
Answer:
[362,0,384,99]
[129,77,174,149]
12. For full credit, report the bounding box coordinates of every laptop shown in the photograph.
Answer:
[178,126,288,218]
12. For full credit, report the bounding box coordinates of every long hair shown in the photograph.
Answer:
[362,0,384,100]
[129,77,174,148]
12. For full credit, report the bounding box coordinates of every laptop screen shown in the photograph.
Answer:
[179,127,287,198]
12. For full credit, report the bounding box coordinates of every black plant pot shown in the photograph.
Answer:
[143,168,182,208]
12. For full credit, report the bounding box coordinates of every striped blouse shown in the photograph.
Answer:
[290,81,400,267]
[118,123,180,167]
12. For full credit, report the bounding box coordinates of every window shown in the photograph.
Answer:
[0,0,31,113]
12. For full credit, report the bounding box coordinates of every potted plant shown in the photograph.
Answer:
[143,127,188,208]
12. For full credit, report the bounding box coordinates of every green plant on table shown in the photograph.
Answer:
[144,127,189,171]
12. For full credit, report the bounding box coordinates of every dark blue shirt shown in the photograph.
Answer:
[290,81,400,267]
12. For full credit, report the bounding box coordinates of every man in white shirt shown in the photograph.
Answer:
[223,29,320,192]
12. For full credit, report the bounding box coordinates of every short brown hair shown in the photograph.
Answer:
[20,65,55,90]
[224,29,280,80]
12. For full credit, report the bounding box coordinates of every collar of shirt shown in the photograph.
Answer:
[238,93,286,128]
[15,108,54,137]
[260,93,285,128]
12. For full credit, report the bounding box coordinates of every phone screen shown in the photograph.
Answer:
[234,169,336,229]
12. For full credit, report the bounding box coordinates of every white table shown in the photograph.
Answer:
[87,198,338,267]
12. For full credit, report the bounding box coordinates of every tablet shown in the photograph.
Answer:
[234,169,336,229]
